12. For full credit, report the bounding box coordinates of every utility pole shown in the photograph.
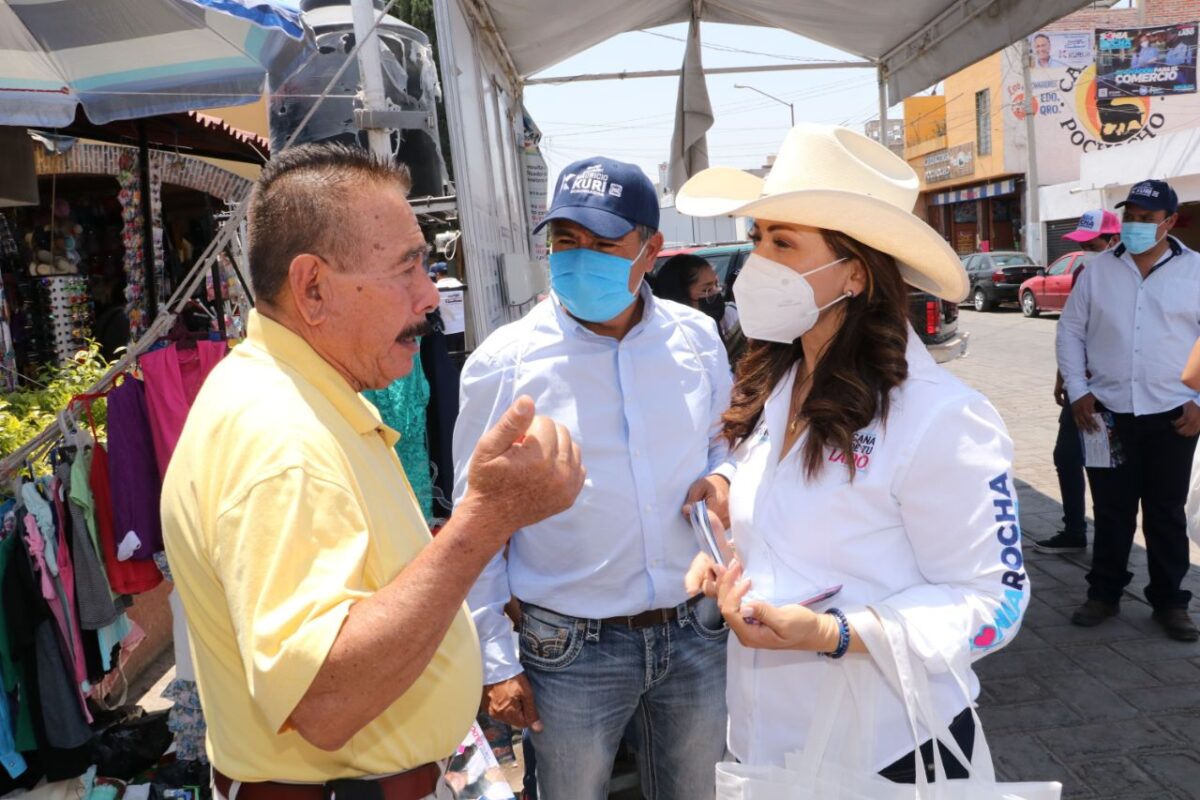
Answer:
[734,84,795,127]
[351,0,393,160]
[1020,39,1043,265]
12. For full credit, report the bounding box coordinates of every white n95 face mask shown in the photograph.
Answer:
[733,253,851,343]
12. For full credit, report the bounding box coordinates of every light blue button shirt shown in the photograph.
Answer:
[454,285,734,683]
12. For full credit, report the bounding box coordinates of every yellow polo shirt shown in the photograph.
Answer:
[161,310,481,782]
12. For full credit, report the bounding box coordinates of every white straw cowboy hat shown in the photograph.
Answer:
[676,123,969,302]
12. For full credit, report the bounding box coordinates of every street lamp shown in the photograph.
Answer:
[734,83,795,127]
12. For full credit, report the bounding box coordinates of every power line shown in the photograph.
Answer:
[637,29,862,65]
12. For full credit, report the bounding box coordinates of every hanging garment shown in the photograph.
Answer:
[106,379,164,560]
[9,518,92,755]
[155,554,207,763]
[69,435,104,561]
[56,463,119,629]
[362,361,434,521]
[0,535,37,752]
[20,483,57,576]
[0,665,28,780]
[90,440,161,595]
[140,340,226,477]
[20,514,91,725]
[46,481,86,683]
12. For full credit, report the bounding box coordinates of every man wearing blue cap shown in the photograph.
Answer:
[453,157,732,798]
[1058,179,1200,641]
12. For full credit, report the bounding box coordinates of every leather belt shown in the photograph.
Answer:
[213,765,439,800]
[600,595,703,629]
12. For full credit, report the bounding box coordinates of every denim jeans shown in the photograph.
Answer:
[520,598,728,800]
[1053,405,1087,537]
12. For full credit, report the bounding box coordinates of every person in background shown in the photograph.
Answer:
[161,143,585,800]
[455,156,733,800]
[91,275,129,361]
[1058,179,1200,641]
[1035,209,1120,554]
[652,252,745,365]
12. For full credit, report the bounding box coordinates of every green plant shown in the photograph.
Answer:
[0,342,110,466]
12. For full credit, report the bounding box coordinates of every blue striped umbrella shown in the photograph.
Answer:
[0,0,310,127]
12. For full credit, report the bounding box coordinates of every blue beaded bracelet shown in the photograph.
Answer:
[821,608,851,659]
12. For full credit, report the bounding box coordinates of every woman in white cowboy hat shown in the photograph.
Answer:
[680,123,1027,784]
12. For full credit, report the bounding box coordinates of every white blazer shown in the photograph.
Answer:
[726,329,1027,769]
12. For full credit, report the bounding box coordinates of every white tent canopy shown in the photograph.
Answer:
[468,0,1090,100]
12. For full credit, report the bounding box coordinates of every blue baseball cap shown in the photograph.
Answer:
[533,157,660,240]
[1117,180,1179,215]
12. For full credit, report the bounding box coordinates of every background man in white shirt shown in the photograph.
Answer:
[1057,179,1200,641]
[1036,210,1120,555]
[453,157,733,799]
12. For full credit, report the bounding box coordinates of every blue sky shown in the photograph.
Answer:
[523,22,899,187]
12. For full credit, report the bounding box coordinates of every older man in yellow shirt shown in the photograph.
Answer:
[162,143,584,800]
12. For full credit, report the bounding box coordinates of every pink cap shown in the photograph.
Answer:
[1063,209,1121,242]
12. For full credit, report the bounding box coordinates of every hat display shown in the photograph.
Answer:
[533,156,660,240]
[1116,180,1179,215]
[675,123,969,302]
[1064,209,1121,242]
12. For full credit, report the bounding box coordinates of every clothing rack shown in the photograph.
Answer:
[0,227,229,481]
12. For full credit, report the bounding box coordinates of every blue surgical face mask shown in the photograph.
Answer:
[1121,220,1165,255]
[549,245,645,323]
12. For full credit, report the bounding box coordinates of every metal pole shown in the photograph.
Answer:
[733,84,796,128]
[350,0,393,160]
[877,68,889,151]
[137,121,158,324]
[1020,39,1043,264]
[525,61,875,85]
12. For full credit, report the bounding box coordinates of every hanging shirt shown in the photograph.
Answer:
[0,664,26,779]
[56,462,120,630]
[1058,237,1200,414]
[20,483,56,575]
[90,440,161,595]
[140,340,226,477]
[106,379,164,559]
[0,535,36,752]
[455,288,733,684]
[725,330,1025,770]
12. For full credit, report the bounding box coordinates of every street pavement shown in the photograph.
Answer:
[948,307,1200,799]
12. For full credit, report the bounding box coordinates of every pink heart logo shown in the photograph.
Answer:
[973,626,998,648]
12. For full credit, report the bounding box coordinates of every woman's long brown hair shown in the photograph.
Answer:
[722,229,911,479]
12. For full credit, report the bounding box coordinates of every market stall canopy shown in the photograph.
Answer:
[0,0,310,128]
[33,108,270,164]
[469,0,1091,100]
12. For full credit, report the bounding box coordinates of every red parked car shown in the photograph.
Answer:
[1019,250,1087,317]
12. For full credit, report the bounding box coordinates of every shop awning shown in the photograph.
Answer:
[32,107,270,164]
[0,0,309,127]
[466,0,1092,100]
[929,178,1019,206]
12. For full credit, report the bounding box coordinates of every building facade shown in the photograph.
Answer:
[904,0,1200,262]
[902,49,1028,256]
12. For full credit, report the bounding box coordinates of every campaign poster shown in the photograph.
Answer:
[1029,31,1094,70]
[1095,23,1198,98]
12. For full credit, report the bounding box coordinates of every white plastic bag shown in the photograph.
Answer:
[1186,444,1200,548]
[715,607,1062,800]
